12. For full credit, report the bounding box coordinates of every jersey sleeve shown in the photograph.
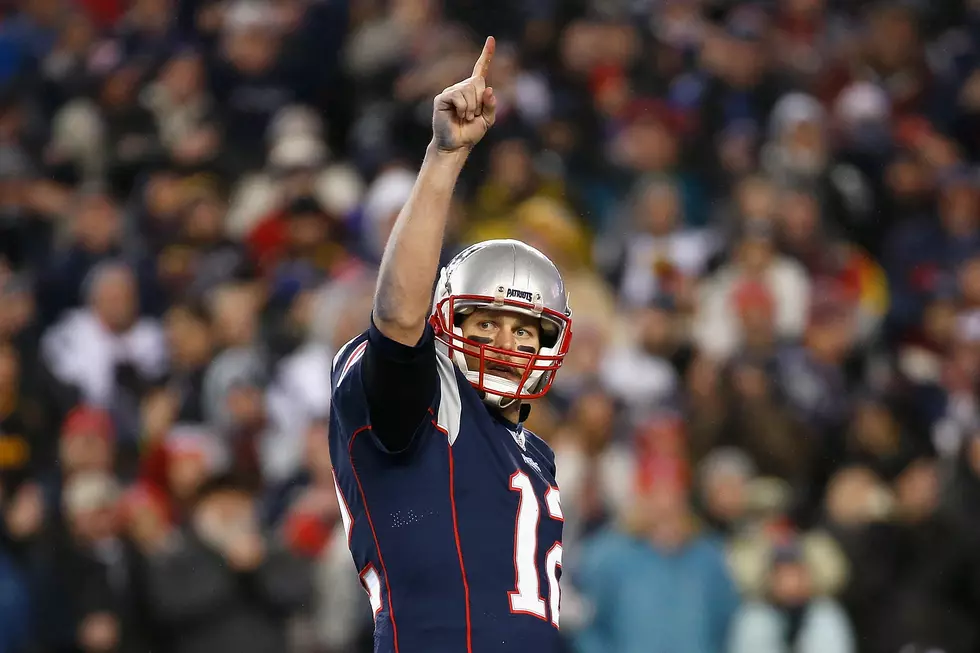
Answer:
[331,317,439,454]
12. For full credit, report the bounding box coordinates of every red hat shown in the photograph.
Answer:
[590,64,627,96]
[61,406,115,441]
[624,98,689,133]
[120,482,172,525]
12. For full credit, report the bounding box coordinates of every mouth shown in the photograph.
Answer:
[484,363,524,384]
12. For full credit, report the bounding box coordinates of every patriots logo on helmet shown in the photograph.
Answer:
[506,288,534,302]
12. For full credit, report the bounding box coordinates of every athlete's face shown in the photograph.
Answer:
[459,309,541,385]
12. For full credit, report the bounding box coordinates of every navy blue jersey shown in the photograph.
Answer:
[328,325,565,653]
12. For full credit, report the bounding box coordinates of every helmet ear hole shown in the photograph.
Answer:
[452,305,475,329]
[540,319,560,349]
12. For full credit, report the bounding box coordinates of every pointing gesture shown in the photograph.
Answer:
[472,35,494,80]
[432,36,497,153]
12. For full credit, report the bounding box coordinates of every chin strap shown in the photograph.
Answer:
[497,394,517,409]
[519,403,531,422]
[477,389,531,422]
[478,387,516,409]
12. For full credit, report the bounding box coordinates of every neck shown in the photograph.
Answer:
[647,514,695,550]
[500,401,522,425]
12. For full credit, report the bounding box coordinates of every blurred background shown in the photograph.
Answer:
[1,0,980,652]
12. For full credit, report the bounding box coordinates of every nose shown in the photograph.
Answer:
[495,328,516,352]
[493,330,530,369]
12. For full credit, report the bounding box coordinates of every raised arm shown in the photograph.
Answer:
[373,36,497,346]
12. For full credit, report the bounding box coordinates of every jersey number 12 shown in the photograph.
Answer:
[508,470,563,627]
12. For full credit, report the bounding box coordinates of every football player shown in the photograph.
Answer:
[329,36,573,653]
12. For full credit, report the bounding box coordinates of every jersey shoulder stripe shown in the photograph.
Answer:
[331,333,370,388]
[434,345,462,446]
[338,340,368,385]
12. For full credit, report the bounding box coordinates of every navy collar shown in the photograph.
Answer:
[490,402,531,429]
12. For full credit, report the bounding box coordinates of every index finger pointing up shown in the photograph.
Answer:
[472,36,495,80]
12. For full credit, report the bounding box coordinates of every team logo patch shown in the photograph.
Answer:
[506,288,534,302]
[510,428,526,451]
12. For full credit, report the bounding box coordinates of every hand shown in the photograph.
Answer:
[196,2,224,33]
[141,388,178,441]
[686,355,720,401]
[961,69,980,111]
[827,468,882,526]
[718,129,756,175]
[431,36,497,153]
[5,483,44,540]
[226,386,265,427]
[78,612,119,653]
[733,365,769,402]
[128,506,170,554]
[172,127,218,163]
[23,180,72,216]
[292,485,340,523]
[672,275,697,312]
[224,532,266,571]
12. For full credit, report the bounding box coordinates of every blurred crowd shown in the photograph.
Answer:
[1,0,980,652]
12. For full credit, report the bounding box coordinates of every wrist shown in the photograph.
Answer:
[426,140,470,170]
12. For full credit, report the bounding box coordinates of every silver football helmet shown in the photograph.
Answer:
[430,239,573,408]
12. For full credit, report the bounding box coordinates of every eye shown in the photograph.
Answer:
[479,321,494,330]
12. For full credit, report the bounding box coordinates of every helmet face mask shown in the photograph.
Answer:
[431,240,573,409]
[431,295,571,405]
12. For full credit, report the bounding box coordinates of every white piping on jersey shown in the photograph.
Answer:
[332,335,365,380]
[434,347,463,446]
[336,341,368,385]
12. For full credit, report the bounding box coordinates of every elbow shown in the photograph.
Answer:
[372,299,417,330]
[373,293,428,346]
[373,312,427,347]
